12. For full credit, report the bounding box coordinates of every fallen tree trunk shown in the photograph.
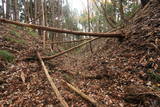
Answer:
[63,80,100,107]
[22,38,99,61]
[24,27,123,61]
[0,18,124,38]
[37,52,69,107]
[42,38,99,60]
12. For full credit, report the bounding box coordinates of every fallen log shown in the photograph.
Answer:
[42,38,99,60]
[63,80,100,107]
[37,52,69,107]
[23,27,124,61]
[21,38,99,61]
[0,18,124,38]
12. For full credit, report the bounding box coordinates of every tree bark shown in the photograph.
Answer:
[13,0,19,21]
[34,0,37,24]
[41,0,46,49]
[2,0,5,18]
[6,0,11,19]
[24,0,30,22]
[119,0,126,23]
[87,0,93,54]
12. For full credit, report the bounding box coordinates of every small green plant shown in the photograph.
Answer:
[147,71,160,82]
[10,24,17,28]
[5,36,26,44]
[10,30,21,38]
[29,31,38,37]
[0,50,15,62]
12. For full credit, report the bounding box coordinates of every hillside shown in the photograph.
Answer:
[0,0,160,107]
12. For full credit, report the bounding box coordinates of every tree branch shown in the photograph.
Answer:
[42,38,99,60]
[63,80,100,107]
[37,52,69,107]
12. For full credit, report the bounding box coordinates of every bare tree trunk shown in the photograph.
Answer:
[2,0,5,18]
[93,0,115,29]
[119,0,126,23]
[87,0,91,32]
[34,0,37,24]
[87,0,93,54]
[29,0,33,22]
[41,0,46,49]
[49,0,55,50]
[24,0,30,22]
[6,0,11,19]
[13,0,19,21]
[44,0,48,41]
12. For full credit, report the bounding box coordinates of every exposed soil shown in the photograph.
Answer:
[0,0,160,107]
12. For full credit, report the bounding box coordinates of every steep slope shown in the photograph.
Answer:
[62,0,160,106]
[0,0,160,107]
[76,0,160,106]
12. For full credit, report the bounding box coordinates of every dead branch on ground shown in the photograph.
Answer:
[36,52,69,107]
[63,80,101,107]
[42,38,99,60]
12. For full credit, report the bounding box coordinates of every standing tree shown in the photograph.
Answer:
[6,0,11,19]
[41,0,46,48]
[13,0,19,21]
[1,0,5,18]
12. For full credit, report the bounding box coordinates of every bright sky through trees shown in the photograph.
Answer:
[68,0,87,12]
[68,0,112,13]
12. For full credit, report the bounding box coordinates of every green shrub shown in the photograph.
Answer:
[0,50,15,62]
[10,30,21,38]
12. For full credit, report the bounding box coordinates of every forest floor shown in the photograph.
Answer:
[0,0,160,107]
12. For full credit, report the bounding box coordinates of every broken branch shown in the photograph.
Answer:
[42,38,99,60]
[37,52,69,107]
[63,80,100,107]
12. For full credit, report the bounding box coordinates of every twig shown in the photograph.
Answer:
[36,52,69,107]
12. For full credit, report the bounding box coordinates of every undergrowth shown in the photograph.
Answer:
[0,50,15,62]
[28,31,38,37]
[10,30,21,38]
[147,71,160,82]
[4,36,26,44]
